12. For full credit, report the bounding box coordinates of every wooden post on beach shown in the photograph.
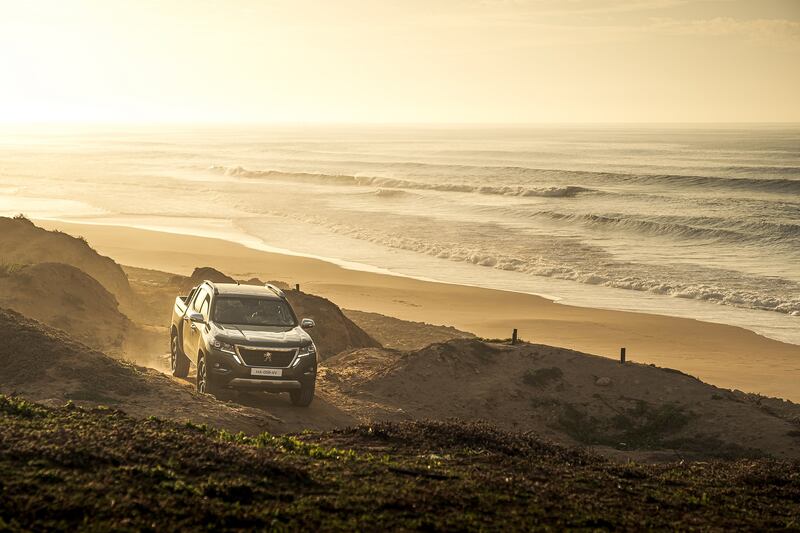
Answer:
[620,347,626,364]
[511,329,518,345]
[295,283,300,292]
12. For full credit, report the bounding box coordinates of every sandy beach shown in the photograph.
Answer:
[35,219,799,402]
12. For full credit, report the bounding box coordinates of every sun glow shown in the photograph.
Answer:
[1,0,799,124]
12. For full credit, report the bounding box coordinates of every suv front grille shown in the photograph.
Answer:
[236,346,297,368]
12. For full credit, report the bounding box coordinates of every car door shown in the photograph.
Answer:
[182,287,209,364]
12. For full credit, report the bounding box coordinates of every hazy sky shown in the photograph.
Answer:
[1,0,798,124]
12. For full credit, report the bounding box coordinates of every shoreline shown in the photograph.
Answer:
[37,219,800,402]
[33,215,800,346]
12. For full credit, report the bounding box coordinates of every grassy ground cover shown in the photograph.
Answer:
[1,395,798,531]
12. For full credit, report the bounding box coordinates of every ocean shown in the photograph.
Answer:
[1,124,798,344]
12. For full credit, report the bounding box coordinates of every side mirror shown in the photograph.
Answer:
[301,318,315,329]
[188,311,205,323]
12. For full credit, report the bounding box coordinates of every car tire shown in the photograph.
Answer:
[289,378,315,407]
[170,332,190,378]
[196,352,218,396]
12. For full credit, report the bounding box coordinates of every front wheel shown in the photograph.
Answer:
[196,352,218,396]
[170,332,189,378]
[289,378,315,407]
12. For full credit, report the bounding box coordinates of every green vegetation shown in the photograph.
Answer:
[1,394,798,530]
[478,336,525,344]
[523,366,563,387]
[556,400,766,459]
[0,395,46,418]
[610,401,693,447]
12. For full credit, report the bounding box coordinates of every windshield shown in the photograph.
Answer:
[213,297,296,327]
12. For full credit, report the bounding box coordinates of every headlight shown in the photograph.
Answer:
[298,343,316,356]
[212,339,236,354]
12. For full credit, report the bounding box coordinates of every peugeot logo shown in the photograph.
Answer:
[263,352,273,363]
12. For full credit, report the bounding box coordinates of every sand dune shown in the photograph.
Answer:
[170,266,237,291]
[0,217,170,363]
[284,290,380,359]
[0,217,133,309]
[344,309,476,351]
[320,339,800,461]
[0,308,281,434]
[0,262,129,354]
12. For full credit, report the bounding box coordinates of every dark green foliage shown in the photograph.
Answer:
[556,400,765,459]
[611,401,692,446]
[559,401,695,449]
[523,366,563,387]
[661,435,765,460]
[349,419,591,462]
[1,394,799,531]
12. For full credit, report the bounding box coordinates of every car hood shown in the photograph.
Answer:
[213,323,311,347]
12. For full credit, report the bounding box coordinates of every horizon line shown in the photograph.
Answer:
[2,120,800,129]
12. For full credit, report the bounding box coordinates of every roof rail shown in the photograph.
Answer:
[265,283,285,298]
[202,280,219,294]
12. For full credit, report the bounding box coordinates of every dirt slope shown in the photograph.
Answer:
[284,289,380,359]
[0,219,162,361]
[0,308,280,434]
[0,262,130,355]
[0,216,133,308]
[320,339,800,461]
[344,308,476,350]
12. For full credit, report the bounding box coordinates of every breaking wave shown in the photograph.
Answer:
[242,213,800,316]
[522,211,800,246]
[620,173,800,194]
[373,188,411,198]
[211,163,800,196]
[210,165,594,198]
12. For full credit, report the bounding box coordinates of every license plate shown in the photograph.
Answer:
[251,368,282,377]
